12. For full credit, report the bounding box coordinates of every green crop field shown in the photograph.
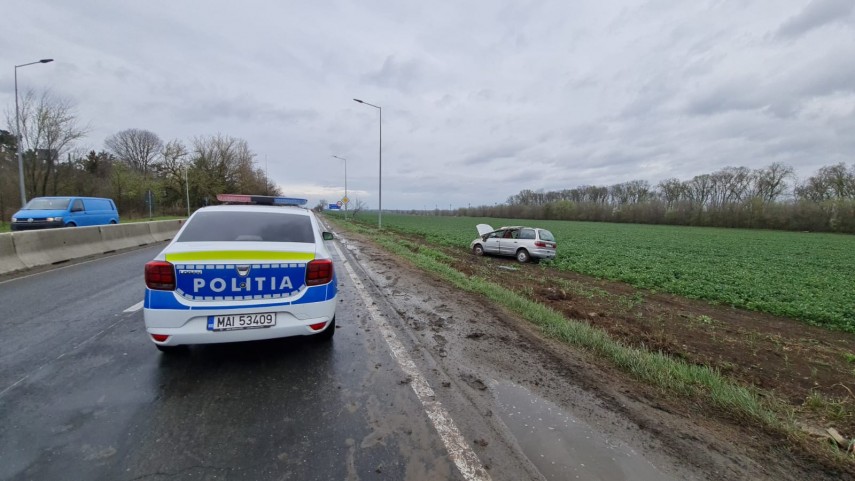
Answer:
[335,212,855,332]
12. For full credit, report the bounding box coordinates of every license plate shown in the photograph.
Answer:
[207,312,276,331]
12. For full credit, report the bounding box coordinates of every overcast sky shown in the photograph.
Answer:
[3,0,854,209]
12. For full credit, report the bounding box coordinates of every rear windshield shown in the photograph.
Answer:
[538,229,555,242]
[177,211,315,243]
[24,198,71,210]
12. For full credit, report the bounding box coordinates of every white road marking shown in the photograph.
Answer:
[123,301,144,313]
[331,241,492,481]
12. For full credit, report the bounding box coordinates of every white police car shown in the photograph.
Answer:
[143,194,337,353]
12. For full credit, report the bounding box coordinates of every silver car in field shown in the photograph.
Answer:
[470,224,557,263]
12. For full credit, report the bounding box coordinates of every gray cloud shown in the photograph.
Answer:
[776,0,854,38]
[361,55,425,94]
[3,0,854,210]
[461,143,528,166]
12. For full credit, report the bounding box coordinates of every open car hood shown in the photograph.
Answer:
[476,224,494,236]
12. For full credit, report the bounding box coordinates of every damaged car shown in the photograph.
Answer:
[470,224,557,263]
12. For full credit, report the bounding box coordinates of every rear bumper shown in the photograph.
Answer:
[530,248,556,260]
[145,309,336,345]
[143,284,337,346]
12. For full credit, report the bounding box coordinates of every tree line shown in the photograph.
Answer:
[1,89,279,224]
[482,162,855,233]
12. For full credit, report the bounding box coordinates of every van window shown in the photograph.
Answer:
[518,228,536,240]
[84,198,112,211]
[71,199,85,212]
[538,230,555,242]
[24,198,71,210]
[177,211,315,243]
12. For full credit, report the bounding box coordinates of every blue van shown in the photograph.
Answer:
[11,197,120,231]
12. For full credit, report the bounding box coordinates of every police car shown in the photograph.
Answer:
[143,194,337,353]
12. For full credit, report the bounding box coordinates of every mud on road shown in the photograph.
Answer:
[330,223,853,481]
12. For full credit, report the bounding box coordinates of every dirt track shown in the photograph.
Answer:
[331,222,854,481]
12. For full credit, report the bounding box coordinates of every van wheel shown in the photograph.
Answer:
[110,220,117,224]
[65,222,76,228]
[473,244,485,256]
[516,249,531,263]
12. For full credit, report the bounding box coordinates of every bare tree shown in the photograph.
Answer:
[752,162,793,203]
[351,198,367,215]
[158,139,189,206]
[658,178,684,209]
[6,89,89,198]
[105,128,163,179]
[190,134,257,202]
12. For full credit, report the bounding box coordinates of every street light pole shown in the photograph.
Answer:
[184,164,191,217]
[353,98,382,229]
[332,155,348,220]
[14,59,54,206]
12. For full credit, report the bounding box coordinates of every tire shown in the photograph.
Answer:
[473,244,485,256]
[65,222,77,228]
[516,249,531,263]
[314,316,336,341]
[156,344,187,354]
[110,220,117,224]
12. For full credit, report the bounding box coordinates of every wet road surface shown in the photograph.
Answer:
[0,245,465,480]
[0,238,695,481]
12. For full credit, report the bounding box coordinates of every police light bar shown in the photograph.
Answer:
[216,194,308,206]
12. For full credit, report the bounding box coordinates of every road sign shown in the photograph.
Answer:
[342,196,350,205]
[328,204,340,210]
[336,201,343,207]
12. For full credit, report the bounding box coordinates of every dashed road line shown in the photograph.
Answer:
[123,301,144,313]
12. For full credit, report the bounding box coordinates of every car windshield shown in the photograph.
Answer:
[538,230,555,242]
[177,211,315,243]
[23,198,71,210]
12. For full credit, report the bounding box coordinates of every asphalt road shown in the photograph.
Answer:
[0,243,481,481]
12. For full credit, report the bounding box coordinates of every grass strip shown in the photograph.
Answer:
[374,232,779,425]
[342,221,792,418]
[327,216,855,468]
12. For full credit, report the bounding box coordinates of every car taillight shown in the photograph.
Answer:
[535,241,556,248]
[145,261,176,290]
[306,259,334,286]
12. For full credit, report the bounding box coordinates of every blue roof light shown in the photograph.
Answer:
[272,197,308,206]
[216,194,308,206]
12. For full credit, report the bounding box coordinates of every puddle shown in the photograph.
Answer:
[493,381,677,481]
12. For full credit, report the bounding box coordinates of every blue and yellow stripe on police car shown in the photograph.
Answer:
[164,251,315,262]
[144,273,338,310]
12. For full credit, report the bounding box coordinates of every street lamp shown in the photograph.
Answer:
[184,163,191,217]
[353,98,382,229]
[14,58,54,206]
[332,155,348,220]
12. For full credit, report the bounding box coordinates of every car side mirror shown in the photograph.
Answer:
[322,231,334,241]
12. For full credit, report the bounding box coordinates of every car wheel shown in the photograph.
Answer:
[156,344,187,354]
[473,244,485,256]
[516,249,531,263]
[314,316,336,341]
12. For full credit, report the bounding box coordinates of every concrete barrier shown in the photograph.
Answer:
[0,233,26,274]
[100,223,157,251]
[0,220,184,276]
[149,219,184,242]
[13,225,107,269]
